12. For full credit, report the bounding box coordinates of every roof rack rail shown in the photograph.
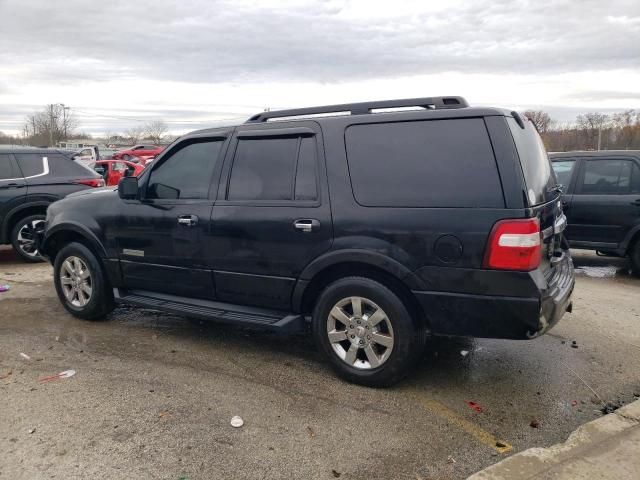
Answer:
[246,96,469,123]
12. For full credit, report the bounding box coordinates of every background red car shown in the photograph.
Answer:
[94,160,145,186]
[112,144,164,161]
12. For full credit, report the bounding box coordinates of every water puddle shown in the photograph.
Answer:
[574,266,619,278]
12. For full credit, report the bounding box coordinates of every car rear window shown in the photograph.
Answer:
[344,118,504,208]
[507,117,556,205]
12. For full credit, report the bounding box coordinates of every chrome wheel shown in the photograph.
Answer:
[60,256,93,308]
[327,296,394,370]
[17,219,44,258]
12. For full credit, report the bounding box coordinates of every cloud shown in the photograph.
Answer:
[1,0,639,86]
[0,0,639,134]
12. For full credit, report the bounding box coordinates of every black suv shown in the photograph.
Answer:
[39,97,574,386]
[550,151,640,275]
[0,148,104,261]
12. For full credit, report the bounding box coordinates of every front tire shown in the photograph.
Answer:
[11,214,46,263]
[53,242,115,320]
[312,277,426,387]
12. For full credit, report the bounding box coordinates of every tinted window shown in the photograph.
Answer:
[345,119,503,208]
[551,160,575,192]
[294,137,318,201]
[147,140,222,200]
[580,159,634,195]
[228,137,299,201]
[0,154,16,180]
[15,153,47,177]
[507,117,555,205]
[632,162,640,193]
[50,154,97,176]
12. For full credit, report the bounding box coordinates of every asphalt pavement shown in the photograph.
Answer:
[1,247,639,480]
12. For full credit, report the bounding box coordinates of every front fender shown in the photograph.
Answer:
[41,221,107,259]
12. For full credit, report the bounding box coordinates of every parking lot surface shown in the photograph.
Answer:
[1,247,639,480]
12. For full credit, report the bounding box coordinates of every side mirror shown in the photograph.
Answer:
[123,168,132,177]
[118,176,139,200]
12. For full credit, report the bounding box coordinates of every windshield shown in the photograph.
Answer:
[507,117,557,206]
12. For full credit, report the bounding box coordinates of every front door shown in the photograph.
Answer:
[209,122,333,310]
[568,157,640,247]
[115,136,229,299]
[0,154,26,241]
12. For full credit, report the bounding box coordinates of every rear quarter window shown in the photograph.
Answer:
[344,118,504,208]
[14,153,48,177]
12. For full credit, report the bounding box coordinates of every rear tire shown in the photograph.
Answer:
[312,276,426,387]
[53,242,115,320]
[11,214,46,263]
[630,241,640,277]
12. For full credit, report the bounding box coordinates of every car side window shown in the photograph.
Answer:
[14,153,48,177]
[147,139,223,200]
[0,154,16,180]
[632,162,640,194]
[551,160,575,192]
[227,135,318,202]
[295,137,318,201]
[580,159,634,195]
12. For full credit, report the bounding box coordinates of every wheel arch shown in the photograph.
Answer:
[41,223,107,263]
[293,252,429,330]
[2,202,51,243]
[622,224,640,256]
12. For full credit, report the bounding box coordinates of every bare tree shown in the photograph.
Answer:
[523,110,553,134]
[21,104,78,146]
[576,112,610,150]
[611,110,638,150]
[144,120,168,144]
[124,126,145,145]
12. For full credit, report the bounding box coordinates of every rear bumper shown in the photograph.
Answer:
[413,257,574,340]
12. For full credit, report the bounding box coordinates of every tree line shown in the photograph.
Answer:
[3,104,640,152]
[0,104,169,146]
[524,109,640,152]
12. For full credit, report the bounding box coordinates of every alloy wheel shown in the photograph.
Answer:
[326,296,395,369]
[16,219,44,258]
[60,256,93,308]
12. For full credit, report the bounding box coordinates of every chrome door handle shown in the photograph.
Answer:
[294,219,320,233]
[177,215,198,227]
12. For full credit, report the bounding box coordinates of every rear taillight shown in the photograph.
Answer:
[74,178,105,188]
[483,218,541,271]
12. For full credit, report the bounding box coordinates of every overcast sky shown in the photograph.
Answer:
[1,0,639,136]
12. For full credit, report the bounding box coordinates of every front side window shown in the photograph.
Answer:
[147,139,223,200]
[0,154,16,180]
[227,135,318,202]
[551,160,575,192]
[580,159,634,195]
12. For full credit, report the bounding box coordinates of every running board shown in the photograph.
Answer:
[114,288,305,333]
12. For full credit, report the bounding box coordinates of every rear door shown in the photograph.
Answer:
[209,122,333,310]
[0,154,26,238]
[569,157,640,247]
